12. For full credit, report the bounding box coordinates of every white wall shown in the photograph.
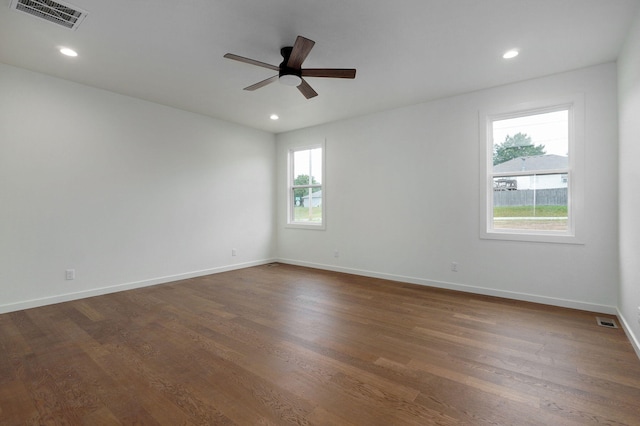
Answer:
[277,63,619,313]
[618,9,640,354]
[0,63,276,313]
[0,57,626,324]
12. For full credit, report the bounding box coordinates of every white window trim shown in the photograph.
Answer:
[479,95,585,244]
[286,141,326,230]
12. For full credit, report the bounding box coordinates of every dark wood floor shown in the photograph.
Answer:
[1,264,639,425]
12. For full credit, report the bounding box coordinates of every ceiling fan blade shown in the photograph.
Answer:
[287,36,315,69]
[302,68,357,79]
[297,79,318,99]
[224,53,280,71]
[244,75,279,91]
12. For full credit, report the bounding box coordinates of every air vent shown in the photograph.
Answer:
[10,0,88,31]
[596,317,618,328]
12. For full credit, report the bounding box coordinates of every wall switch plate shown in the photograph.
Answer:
[65,269,75,280]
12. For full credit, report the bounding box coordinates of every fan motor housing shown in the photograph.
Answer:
[279,46,302,85]
[279,68,302,78]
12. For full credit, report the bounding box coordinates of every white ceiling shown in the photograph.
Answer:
[1,0,639,133]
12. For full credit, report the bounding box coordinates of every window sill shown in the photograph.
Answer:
[286,222,326,231]
[481,230,584,245]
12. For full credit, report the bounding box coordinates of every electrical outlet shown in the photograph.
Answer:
[637,306,640,324]
[65,269,75,280]
[231,248,237,257]
[451,262,458,272]
[334,249,340,258]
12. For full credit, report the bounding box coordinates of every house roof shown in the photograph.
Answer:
[1,1,638,133]
[493,155,568,173]
[302,190,322,200]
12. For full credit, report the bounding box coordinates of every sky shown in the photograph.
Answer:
[492,109,569,157]
[293,147,322,183]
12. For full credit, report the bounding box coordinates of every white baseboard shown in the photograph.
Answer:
[4,257,634,360]
[617,309,640,360]
[277,258,618,315]
[0,258,277,314]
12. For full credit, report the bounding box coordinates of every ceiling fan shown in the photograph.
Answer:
[224,35,356,99]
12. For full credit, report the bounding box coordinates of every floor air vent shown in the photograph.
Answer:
[10,0,88,30]
[596,317,618,328]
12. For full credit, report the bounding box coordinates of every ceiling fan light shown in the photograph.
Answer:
[279,74,302,87]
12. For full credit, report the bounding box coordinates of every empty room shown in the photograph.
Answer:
[2,0,640,424]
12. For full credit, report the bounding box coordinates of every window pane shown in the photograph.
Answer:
[493,174,568,231]
[292,148,322,186]
[310,148,322,184]
[492,110,568,172]
[292,188,322,223]
[288,143,324,228]
[293,149,310,183]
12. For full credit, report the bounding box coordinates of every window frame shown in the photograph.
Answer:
[479,95,584,244]
[286,142,326,230]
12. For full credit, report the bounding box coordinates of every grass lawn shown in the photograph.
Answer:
[493,205,567,217]
[493,205,568,230]
[293,206,322,222]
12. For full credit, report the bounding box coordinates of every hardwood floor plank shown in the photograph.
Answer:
[144,322,312,424]
[306,406,358,426]
[0,379,38,424]
[1,264,639,424]
[57,319,185,425]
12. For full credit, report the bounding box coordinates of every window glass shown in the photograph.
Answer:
[293,148,322,184]
[492,110,569,168]
[491,109,569,233]
[289,145,324,228]
[492,173,568,231]
[482,102,582,242]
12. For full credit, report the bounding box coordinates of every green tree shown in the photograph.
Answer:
[493,133,546,165]
[293,175,320,206]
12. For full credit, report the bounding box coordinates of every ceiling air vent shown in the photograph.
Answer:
[10,0,88,30]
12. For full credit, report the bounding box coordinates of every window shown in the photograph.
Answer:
[288,144,324,229]
[480,96,584,243]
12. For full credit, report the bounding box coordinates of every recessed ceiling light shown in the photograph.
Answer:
[503,49,519,59]
[270,114,279,120]
[60,47,78,57]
